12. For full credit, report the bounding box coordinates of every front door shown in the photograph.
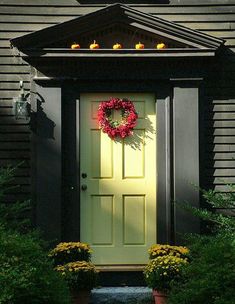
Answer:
[80,93,156,265]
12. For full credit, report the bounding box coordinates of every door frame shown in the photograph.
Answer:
[60,80,172,244]
[34,78,200,245]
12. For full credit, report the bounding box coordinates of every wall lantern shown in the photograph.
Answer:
[12,80,30,120]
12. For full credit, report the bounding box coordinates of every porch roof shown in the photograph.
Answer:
[10,3,225,59]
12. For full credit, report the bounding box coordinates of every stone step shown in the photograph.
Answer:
[91,287,153,304]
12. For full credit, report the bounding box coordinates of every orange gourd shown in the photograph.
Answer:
[90,40,100,49]
[113,43,122,49]
[135,42,145,49]
[156,42,166,50]
[71,42,80,49]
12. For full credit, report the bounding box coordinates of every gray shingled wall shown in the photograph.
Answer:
[0,0,235,202]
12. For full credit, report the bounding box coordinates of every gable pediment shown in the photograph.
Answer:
[45,22,188,50]
[11,3,224,57]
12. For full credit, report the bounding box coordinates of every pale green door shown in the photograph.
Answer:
[80,93,156,265]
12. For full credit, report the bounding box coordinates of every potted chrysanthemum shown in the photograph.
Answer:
[49,242,92,265]
[144,244,189,304]
[56,261,98,304]
[49,242,98,304]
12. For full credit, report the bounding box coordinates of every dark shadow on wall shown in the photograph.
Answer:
[29,92,60,243]
[30,93,55,139]
[198,65,235,232]
[200,51,235,196]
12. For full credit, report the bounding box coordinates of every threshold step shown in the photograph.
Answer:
[91,287,153,304]
[96,265,145,272]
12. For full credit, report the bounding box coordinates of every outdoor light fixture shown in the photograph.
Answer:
[12,80,30,120]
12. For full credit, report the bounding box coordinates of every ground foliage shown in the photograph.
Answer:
[168,186,235,304]
[0,165,31,231]
[0,166,71,304]
[0,226,70,304]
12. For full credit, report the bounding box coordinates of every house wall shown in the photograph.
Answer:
[0,1,234,206]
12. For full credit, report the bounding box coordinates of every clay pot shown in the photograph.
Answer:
[72,290,91,304]
[152,290,168,304]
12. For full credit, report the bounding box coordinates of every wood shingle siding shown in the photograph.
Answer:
[1,0,235,203]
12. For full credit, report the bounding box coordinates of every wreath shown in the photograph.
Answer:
[97,97,138,139]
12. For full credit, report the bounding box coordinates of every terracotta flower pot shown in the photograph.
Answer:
[72,290,91,304]
[152,290,168,304]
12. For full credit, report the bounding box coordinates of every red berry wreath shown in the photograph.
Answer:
[97,97,138,139]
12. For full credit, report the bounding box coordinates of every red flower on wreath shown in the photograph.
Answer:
[97,97,138,139]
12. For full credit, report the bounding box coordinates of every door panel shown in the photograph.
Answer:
[80,93,156,265]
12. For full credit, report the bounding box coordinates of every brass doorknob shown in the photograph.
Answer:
[81,184,87,191]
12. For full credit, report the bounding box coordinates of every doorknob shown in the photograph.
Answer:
[81,184,87,191]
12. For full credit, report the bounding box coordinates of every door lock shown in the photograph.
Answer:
[81,184,87,191]
[81,173,87,178]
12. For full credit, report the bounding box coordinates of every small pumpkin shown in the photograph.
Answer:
[71,42,80,49]
[90,40,100,49]
[135,42,145,49]
[113,43,122,50]
[156,42,166,50]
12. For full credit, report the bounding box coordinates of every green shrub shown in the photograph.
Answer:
[177,186,235,234]
[168,186,235,304]
[0,225,71,304]
[0,166,71,304]
[0,165,31,232]
[0,199,31,232]
[168,232,235,304]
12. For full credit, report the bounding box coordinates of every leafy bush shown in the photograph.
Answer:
[178,186,235,234]
[0,166,15,201]
[0,225,71,304]
[168,233,235,304]
[0,165,31,231]
[0,199,31,232]
[168,186,235,304]
[0,166,71,303]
